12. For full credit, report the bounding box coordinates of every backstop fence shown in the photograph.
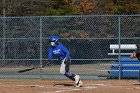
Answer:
[0,15,140,80]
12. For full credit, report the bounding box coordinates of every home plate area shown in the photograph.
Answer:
[1,79,140,93]
[15,83,110,93]
[16,83,100,93]
[16,82,140,93]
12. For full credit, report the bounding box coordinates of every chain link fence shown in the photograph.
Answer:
[0,15,140,80]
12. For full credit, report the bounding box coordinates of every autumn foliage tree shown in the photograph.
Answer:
[105,0,140,14]
[0,0,140,16]
[75,0,95,15]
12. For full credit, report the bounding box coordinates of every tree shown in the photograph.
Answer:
[74,0,95,15]
[46,0,77,15]
[105,0,140,14]
[0,0,139,16]
[1,0,77,16]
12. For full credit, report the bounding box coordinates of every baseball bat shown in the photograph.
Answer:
[17,66,41,73]
[17,62,51,73]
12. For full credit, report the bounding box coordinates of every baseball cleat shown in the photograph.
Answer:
[75,75,80,84]
[76,80,83,87]
[74,75,83,87]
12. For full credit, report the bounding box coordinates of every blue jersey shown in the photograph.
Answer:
[48,44,70,61]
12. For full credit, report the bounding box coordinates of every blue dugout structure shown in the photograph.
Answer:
[107,44,140,78]
[109,56,140,78]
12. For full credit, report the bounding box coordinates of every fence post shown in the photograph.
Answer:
[118,15,121,80]
[39,17,43,80]
[138,70,140,82]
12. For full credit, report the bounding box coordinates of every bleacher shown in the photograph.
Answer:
[99,44,140,79]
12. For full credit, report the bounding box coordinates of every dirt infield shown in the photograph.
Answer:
[0,79,140,93]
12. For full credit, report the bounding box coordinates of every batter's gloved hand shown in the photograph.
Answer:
[63,58,70,64]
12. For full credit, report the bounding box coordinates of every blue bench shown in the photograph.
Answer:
[109,56,140,78]
[104,44,140,78]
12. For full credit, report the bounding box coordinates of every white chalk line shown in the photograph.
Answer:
[16,85,28,87]
[42,88,82,93]
[42,84,98,93]
[16,84,45,88]
[83,86,97,89]
[135,87,140,89]
[125,87,140,90]
[125,88,134,90]
[84,83,112,87]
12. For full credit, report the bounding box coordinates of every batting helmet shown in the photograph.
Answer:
[49,36,59,47]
